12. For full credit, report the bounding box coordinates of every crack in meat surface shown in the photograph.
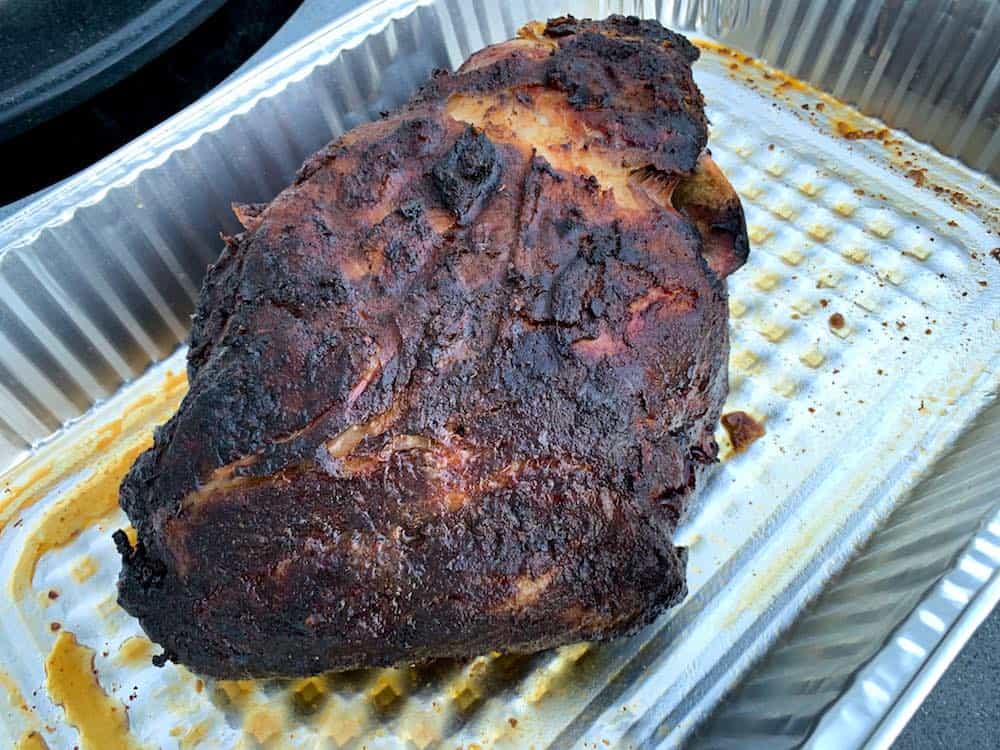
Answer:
[116,15,749,678]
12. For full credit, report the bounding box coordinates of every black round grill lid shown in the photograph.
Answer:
[0,0,224,140]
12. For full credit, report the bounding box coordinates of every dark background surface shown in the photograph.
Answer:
[0,0,298,204]
[0,0,226,140]
[893,608,998,750]
[0,1,995,746]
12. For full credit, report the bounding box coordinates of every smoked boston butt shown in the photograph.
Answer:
[115,15,749,679]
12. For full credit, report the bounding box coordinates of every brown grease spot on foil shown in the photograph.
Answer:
[45,631,140,750]
[16,731,49,750]
[180,719,212,748]
[0,369,187,539]
[70,555,99,583]
[721,412,766,453]
[115,637,153,666]
[0,465,53,532]
[94,420,124,453]
[244,706,285,744]
[0,669,33,718]
[833,119,890,143]
[9,440,150,600]
[906,168,926,187]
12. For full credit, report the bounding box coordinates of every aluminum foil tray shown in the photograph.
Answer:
[1,1,998,748]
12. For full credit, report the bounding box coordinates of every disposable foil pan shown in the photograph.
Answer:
[0,1,998,748]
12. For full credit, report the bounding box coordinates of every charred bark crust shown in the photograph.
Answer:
[116,15,748,679]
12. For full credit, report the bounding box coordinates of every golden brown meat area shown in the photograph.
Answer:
[115,15,749,678]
